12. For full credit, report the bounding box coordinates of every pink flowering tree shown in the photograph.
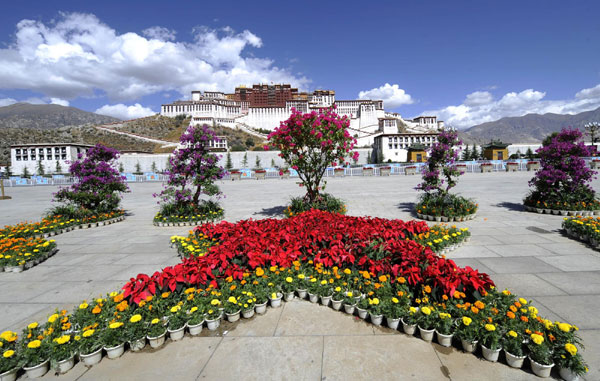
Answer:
[266,108,358,204]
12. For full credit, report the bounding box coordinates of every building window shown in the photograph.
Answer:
[16,156,21,161]
[47,148,52,156]
[388,144,392,149]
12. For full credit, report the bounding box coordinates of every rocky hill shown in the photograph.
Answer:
[0,103,119,129]
[460,106,600,144]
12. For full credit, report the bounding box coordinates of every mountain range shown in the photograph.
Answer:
[0,102,118,129]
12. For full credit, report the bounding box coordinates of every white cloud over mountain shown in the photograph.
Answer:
[95,103,156,120]
[358,83,414,108]
[0,12,309,103]
[425,84,600,129]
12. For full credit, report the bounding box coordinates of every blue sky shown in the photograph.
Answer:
[0,0,599,128]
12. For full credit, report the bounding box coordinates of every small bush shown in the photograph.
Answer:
[284,193,346,217]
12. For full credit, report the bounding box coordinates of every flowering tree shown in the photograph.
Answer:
[155,124,225,215]
[416,129,462,197]
[53,144,128,214]
[525,128,597,208]
[266,108,358,203]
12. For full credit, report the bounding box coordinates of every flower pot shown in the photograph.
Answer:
[568,211,576,216]
[255,301,268,314]
[23,359,49,378]
[434,216,442,222]
[242,309,255,319]
[356,307,368,320]
[7,265,23,273]
[386,317,400,330]
[461,339,478,353]
[129,337,146,352]
[283,291,295,302]
[343,303,356,315]
[104,343,125,359]
[308,293,319,303]
[529,356,554,378]
[504,350,525,369]
[79,348,103,366]
[331,299,343,311]
[481,344,501,362]
[188,321,204,336]
[551,209,559,215]
[543,209,551,214]
[270,293,283,308]
[436,331,453,347]
[401,319,417,335]
[168,325,186,340]
[320,295,332,307]
[369,313,383,326]
[225,310,241,323]
[147,331,167,348]
[559,367,580,381]
[536,208,544,214]
[55,355,75,374]
[560,211,568,216]
[296,289,307,299]
[418,326,435,342]
[0,368,17,381]
[206,318,221,331]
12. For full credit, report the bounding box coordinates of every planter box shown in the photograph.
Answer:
[404,166,416,175]
[230,172,241,181]
[379,167,391,176]
[456,164,467,173]
[280,171,290,179]
[506,162,518,172]
[254,171,266,180]
[334,169,345,177]
[591,160,600,169]
[526,161,540,171]
[480,164,493,173]
[362,167,374,176]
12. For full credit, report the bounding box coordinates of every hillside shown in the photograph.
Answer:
[0,103,119,129]
[460,106,600,144]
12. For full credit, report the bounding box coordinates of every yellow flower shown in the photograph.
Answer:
[130,314,142,323]
[558,323,571,333]
[109,322,123,329]
[421,306,431,315]
[343,269,351,275]
[531,334,544,345]
[27,322,38,330]
[227,296,237,304]
[151,318,160,325]
[190,306,198,313]
[285,277,293,283]
[565,343,577,356]
[518,298,527,305]
[320,280,327,285]
[508,330,518,338]
[210,299,221,306]
[55,335,70,345]
[409,307,417,314]
[462,316,472,326]
[3,350,15,358]
[346,291,353,297]
[391,297,399,304]
[0,331,17,342]
[48,314,59,323]
[334,286,341,292]
[28,340,41,349]
[484,324,496,332]
[528,306,538,315]
[298,274,305,280]
[369,298,380,305]
[271,292,278,299]
[83,330,95,338]
[79,302,88,310]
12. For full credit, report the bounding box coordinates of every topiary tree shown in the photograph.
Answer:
[55,160,62,174]
[241,152,248,168]
[36,160,44,176]
[225,152,233,170]
[22,166,30,178]
[524,128,597,210]
[135,161,142,174]
[266,107,358,204]
[53,144,128,215]
[151,161,158,173]
[461,145,470,161]
[526,147,535,160]
[470,144,479,160]
[254,155,262,169]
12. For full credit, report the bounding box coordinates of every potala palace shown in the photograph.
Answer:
[160,84,444,149]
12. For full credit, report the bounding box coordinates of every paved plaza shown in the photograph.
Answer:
[1,171,599,380]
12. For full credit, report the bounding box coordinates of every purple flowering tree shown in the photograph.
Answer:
[53,144,128,215]
[415,130,477,218]
[525,128,597,209]
[154,124,225,221]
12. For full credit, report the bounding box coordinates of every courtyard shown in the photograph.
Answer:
[1,171,599,380]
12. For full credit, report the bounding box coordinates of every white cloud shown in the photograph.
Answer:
[424,84,600,129]
[50,97,69,106]
[358,83,414,108]
[0,97,17,106]
[0,12,309,102]
[95,103,156,120]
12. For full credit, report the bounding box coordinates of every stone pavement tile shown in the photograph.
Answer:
[0,281,62,303]
[535,295,600,329]
[28,279,125,304]
[541,233,583,244]
[433,345,539,380]
[81,336,222,381]
[486,244,556,257]
[117,243,172,255]
[493,234,555,245]
[450,259,496,275]
[579,329,600,381]
[522,297,567,323]
[468,235,504,245]
[199,336,322,380]
[536,271,600,295]
[0,303,55,331]
[58,253,131,266]
[444,245,500,259]
[490,274,567,297]
[322,334,444,380]
[538,254,600,272]
[112,253,177,265]
[274,299,374,336]
[538,242,596,255]
[106,264,173,281]
[478,257,561,274]
[223,303,283,337]
[38,264,127,282]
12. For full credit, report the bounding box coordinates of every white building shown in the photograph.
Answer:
[374,132,439,162]
[10,143,93,176]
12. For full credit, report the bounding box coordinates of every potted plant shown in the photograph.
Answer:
[229,170,241,181]
[22,339,49,379]
[78,329,103,366]
[307,278,320,303]
[167,305,187,340]
[401,306,418,335]
[254,168,266,180]
[102,321,125,359]
[379,166,391,176]
[269,291,283,308]
[342,291,357,315]
[480,323,502,362]
[382,297,403,330]
[417,306,436,342]
[318,279,333,306]
[555,342,588,381]
[147,318,167,348]
[240,291,257,318]
[0,348,19,381]
[253,288,269,315]
[224,295,241,323]
[187,306,205,336]
[456,316,478,353]
[503,330,526,368]
[295,273,308,299]
[281,276,296,302]
[126,314,146,352]
[528,333,554,378]
[435,312,454,347]
[205,303,222,331]
[367,297,384,326]
[333,167,345,177]
[49,335,75,374]
[362,166,374,176]
[330,286,344,311]
[356,297,369,320]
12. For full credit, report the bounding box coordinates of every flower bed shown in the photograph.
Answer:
[523,200,600,216]
[562,216,600,249]
[415,194,478,221]
[0,237,57,273]
[0,211,587,379]
[153,208,224,227]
